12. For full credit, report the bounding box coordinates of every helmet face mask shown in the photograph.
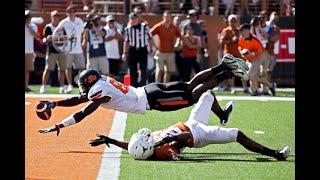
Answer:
[128,128,155,160]
[78,69,101,95]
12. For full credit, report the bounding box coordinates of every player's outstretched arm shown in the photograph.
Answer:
[39,96,110,136]
[153,132,192,148]
[55,95,89,107]
[90,134,129,150]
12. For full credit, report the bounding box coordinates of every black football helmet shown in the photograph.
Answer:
[78,69,101,95]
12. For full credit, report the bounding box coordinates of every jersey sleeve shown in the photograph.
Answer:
[87,81,111,101]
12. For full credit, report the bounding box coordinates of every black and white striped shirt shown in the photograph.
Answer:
[124,23,152,48]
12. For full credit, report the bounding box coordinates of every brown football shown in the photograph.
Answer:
[36,102,52,120]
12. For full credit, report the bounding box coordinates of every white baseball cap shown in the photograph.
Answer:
[228,14,237,23]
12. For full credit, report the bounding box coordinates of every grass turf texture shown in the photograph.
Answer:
[120,100,294,179]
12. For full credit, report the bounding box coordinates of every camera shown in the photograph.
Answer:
[83,14,94,29]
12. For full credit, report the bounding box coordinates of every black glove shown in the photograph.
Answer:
[40,101,56,110]
[89,134,116,147]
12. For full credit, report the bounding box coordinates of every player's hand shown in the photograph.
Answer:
[38,124,60,136]
[40,101,56,110]
[89,134,112,147]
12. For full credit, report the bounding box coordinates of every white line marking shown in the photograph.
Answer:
[97,111,127,180]
[26,94,295,101]
[254,131,265,134]
[25,94,76,98]
[25,102,31,105]
[216,96,295,101]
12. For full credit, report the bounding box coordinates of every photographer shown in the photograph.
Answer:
[53,5,85,93]
[82,15,109,76]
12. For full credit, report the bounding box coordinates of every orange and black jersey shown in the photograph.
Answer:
[150,122,193,160]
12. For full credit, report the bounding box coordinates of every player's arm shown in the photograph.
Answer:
[153,132,191,148]
[39,96,110,136]
[89,134,129,150]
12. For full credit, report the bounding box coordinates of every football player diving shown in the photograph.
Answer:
[39,54,249,136]
[90,90,290,161]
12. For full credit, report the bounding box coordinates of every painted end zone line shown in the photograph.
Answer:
[97,111,127,180]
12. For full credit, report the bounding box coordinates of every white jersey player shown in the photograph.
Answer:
[38,54,250,136]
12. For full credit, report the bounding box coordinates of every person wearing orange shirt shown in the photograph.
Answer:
[151,11,182,83]
[238,23,276,96]
[90,90,290,161]
[220,14,249,94]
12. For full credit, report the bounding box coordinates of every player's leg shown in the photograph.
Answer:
[40,53,55,93]
[187,90,215,125]
[191,71,232,101]
[57,53,67,94]
[187,90,234,125]
[236,130,290,161]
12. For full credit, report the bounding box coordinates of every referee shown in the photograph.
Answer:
[122,12,156,87]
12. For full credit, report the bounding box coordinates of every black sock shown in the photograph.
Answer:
[261,147,277,158]
[213,71,232,84]
[211,64,228,75]
[215,108,227,121]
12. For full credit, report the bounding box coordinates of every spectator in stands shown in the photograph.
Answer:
[222,0,236,16]
[191,0,208,15]
[254,12,275,95]
[104,15,124,78]
[173,16,184,80]
[40,10,67,94]
[178,24,201,81]
[53,5,85,93]
[197,20,210,70]
[25,10,38,92]
[82,15,109,76]
[143,0,159,13]
[151,11,182,83]
[67,0,91,11]
[238,23,276,96]
[133,6,149,24]
[122,12,156,87]
[266,11,280,84]
[220,14,248,94]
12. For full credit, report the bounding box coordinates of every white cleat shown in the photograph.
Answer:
[39,85,46,94]
[66,85,73,93]
[59,87,64,94]
[231,69,249,81]
[222,54,249,72]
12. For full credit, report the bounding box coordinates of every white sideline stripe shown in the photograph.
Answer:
[97,111,127,180]
[25,94,76,98]
[216,96,295,101]
[26,94,295,101]
[25,102,31,105]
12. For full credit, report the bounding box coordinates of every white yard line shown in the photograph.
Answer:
[96,111,127,180]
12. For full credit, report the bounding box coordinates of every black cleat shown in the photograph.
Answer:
[275,146,290,161]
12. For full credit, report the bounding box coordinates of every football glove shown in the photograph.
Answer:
[38,124,60,136]
[40,101,56,110]
[89,134,116,147]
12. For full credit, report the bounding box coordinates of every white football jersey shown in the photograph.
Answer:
[87,75,149,114]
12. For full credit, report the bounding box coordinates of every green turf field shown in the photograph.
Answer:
[120,100,295,179]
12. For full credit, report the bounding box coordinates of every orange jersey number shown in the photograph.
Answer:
[109,78,129,94]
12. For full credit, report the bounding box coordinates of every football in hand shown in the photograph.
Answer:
[36,102,52,120]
